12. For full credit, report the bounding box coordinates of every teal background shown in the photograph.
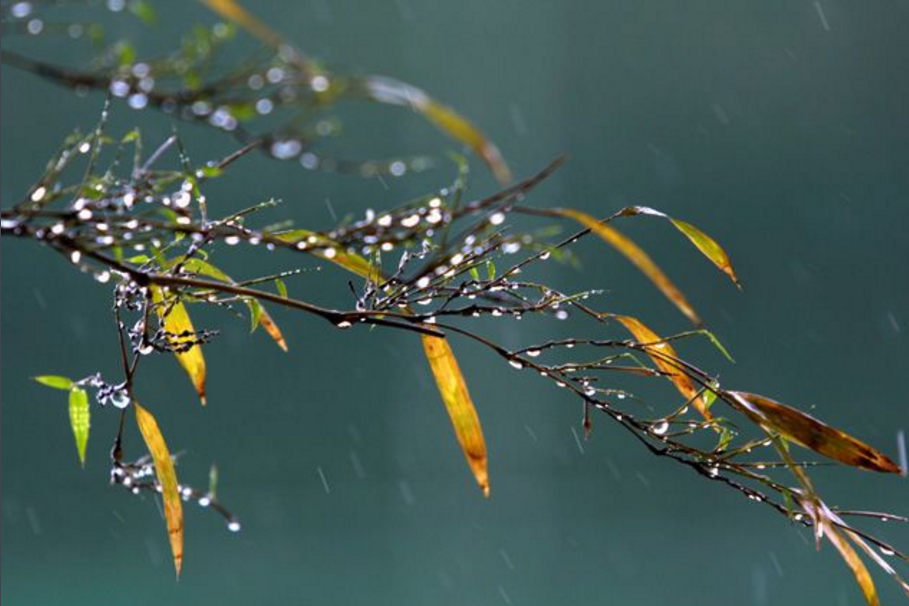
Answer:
[2,1,908,604]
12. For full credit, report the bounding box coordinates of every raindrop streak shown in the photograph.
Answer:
[814,1,830,31]
[499,548,516,571]
[570,426,585,454]
[897,430,907,475]
[398,480,415,506]
[349,450,366,479]
[316,466,331,494]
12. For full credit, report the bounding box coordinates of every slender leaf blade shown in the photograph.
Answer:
[150,285,207,405]
[729,391,902,473]
[421,334,489,496]
[134,402,184,577]
[613,315,710,418]
[557,208,702,325]
[34,375,73,390]
[68,387,90,467]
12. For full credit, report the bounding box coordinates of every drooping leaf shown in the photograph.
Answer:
[670,218,740,287]
[801,498,879,606]
[275,229,373,278]
[728,391,902,474]
[200,1,511,184]
[34,375,74,390]
[150,285,207,405]
[613,315,710,418]
[275,230,488,494]
[257,307,288,352]
[176,258,288,352]
[556,208,702,325]
[68,387,90,467]
[199,0,283,47]
[134,402,184,577]
[623,206,740,287]
[360,76,511,185]
[421,334,489,496]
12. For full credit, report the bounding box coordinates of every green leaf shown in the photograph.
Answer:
[68,387,90,467]
[129,0,158,25]
[34,375,74,390]
[469,266,480,281]
[699,329,735,363]
[275,278,288,299]
[247,297,263,332]
[486,260,496,281]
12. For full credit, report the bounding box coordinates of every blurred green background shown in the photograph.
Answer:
[2,1,908,604]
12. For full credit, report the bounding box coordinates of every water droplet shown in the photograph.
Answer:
[526,349,541,357]
[508,360,523,369]
[127,93,148,110]
[490,212,506,226]
[227,520,241,532]
[30,186,46,202]
[539,250,551,261]
[336,321,352,329]
[651,420,670,435]
[70,251,82,264]
[110,390,130,409]
[224,235,241,246]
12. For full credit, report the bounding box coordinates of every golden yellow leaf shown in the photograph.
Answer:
[729,391,902,474]
[134,402,184,577]
[613,315,710,418]
[422,334,489,496]
[669,218,740,287]
[199,0,283,47]
[258,307,288,352]
[150,285,207,405]
[556,208,701,325]
[275,230,373,278]
[801,498,879,606]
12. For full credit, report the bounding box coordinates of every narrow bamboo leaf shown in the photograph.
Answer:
[729,392,902,474]
[201,1,511,184]
[68,387,90,467]
[670,218,740,287]
[421,334,489,496]
[556,208,702,325]
[275,229,373,278]
[699,329,735,363]
[800,499,878,606]
[361,76,512,185]
[150,285,207,405]
[34,375,73,390]
[134,402,184,577]
[613,315,710,418]
[625,206,741,287]
[258,307,288,352]
[176,258,288,352]
[199,0,283,47]
[275,278,288,299]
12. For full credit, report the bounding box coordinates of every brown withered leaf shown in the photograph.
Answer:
[422,334,490,497]
[728,391,902,474]
[134,402,184,577]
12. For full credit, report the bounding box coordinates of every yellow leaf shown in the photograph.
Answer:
[669,218,740,287]
[275,230,373,278]
[801,499,879,606]
[258,307,287,352]
[150,286,207,405]
[613,315,710,419]
[199,0,283,47]
[422,334,489,496]
[361,76,511,185]
[622,206,740,288]
[134,402,184,577]
[556,208,701,325]
[729,391,902,474]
